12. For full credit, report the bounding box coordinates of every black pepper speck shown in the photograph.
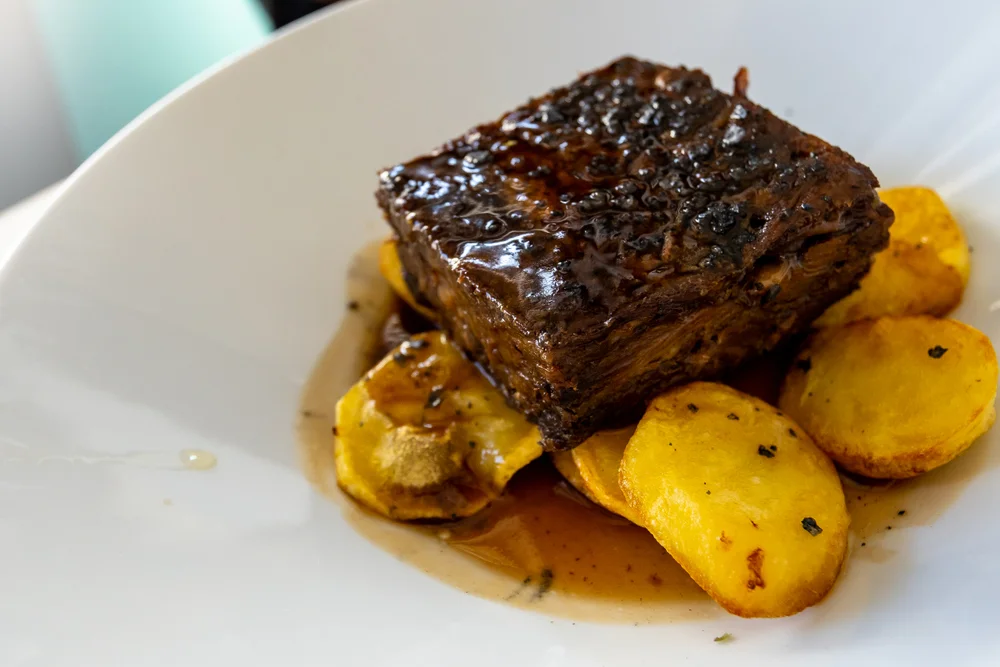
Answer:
[928,345,948,359]
[761,284,781,305]
[802,517,822,536]
[425,386,445,408]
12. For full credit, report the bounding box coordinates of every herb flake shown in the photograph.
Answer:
[532,568,554,600]
[928,345,948,359]
[801,517,822,536]
[425,386,445,409]
[761,284,782,304]
[687,403,699,413]
[714,633,733,643]
[758,445,775,458]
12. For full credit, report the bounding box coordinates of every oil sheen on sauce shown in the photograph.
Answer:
[297,240,978,623]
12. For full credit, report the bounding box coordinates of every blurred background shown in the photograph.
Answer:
[0,0,337,210]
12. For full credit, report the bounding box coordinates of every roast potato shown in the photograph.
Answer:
[620,382,849,618]
[378,238,436,320]
[552,427,640,523]
[816,186,969,327]
[779,316,998,479]
[815,240,963,327]
[880,186,970,284]
[335,331,541,519]
[551,451,592,501]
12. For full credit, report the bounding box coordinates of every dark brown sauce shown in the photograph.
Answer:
[721,336,801,404]
[841,428,995,562]
[439,460,703,605]
[297,241,716,622]
[297,241,983,622]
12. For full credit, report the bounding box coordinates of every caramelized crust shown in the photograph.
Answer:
[377,57,893,449]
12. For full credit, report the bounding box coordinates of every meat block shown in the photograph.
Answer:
[376,57,893,449]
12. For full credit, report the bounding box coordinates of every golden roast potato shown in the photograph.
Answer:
[815,240,963,327]
[816,186,969,327]
[378,238,436,320]
[779,316,997,479]
[551,427,640,523]
[551,450,592,499]
[880,186,970,283]
[620,382,849,618]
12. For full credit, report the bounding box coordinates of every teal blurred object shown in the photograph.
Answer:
[32,0,273,160]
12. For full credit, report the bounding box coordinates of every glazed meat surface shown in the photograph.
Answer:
[376,56,893,449]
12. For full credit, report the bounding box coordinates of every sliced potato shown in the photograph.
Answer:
[816,186,969,327]
[880,186,970,284]
[571,427,641,523]
[620,382,848,618]
[779,316,998,479]
[551,451,592,499]
[378,238,436,320]
[550,427,640,523]
[335,331,541,520]
[814,240,964,327]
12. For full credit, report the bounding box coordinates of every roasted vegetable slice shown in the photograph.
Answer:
[551,451,592,500]
[779,316,998,479]
[817,186,969,327]
[335,332,541,519]
[378,238,436,320]
[880,186,970,284]
[551,427,639,522]
[570,427,640,523]
[815,240,963,327]
[620,382,849,618]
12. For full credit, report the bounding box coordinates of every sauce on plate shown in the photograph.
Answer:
[296,241,978,622]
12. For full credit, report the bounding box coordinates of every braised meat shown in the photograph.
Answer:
[376,56,893,449]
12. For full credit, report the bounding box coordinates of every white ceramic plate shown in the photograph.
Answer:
[3,0,1000,664]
